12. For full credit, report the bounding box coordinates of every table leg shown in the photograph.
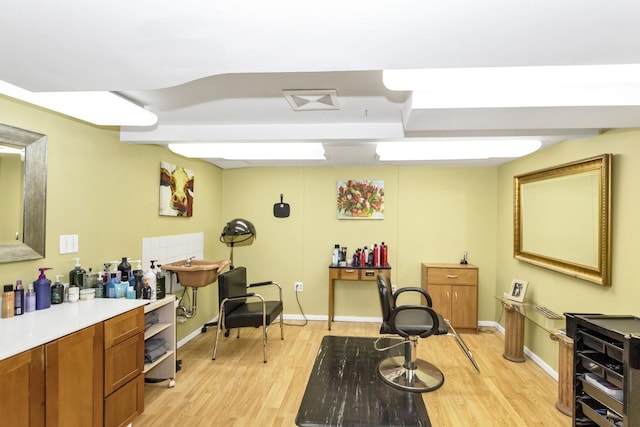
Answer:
[328,278,334,330]
[502,303,526,362]
[550,333,573,416]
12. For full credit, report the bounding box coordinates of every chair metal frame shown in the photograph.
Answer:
[375,273,479,393]
[212,277,284,363]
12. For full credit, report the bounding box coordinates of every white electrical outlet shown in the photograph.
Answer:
[294,281,303,292]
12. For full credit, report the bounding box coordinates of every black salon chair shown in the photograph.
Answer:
[212,266,284,363]
[375,273,479,392]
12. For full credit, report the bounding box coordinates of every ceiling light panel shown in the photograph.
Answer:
[168,142,326,160]
[376,139,541,161]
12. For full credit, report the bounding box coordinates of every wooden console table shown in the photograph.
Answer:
[497,296,572,416]
[328,265,391,330]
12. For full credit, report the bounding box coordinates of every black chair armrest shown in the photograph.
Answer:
[249,281,272,287]
[224,293,256,300]
[393,286,433,307]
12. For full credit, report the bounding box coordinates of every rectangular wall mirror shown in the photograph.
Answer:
[514,154,612,286]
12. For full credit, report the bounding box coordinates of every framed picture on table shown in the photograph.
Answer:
[507,279,528,303]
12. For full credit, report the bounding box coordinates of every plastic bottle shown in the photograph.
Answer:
[373,244,380,267]
[143,261,157,300]
[118,257,132,283]
[96,272,105,298]
[132,260,144,299]
[14,280,24,315]
[333,244,340,266]
[69,258,87,289]
[34,267,52,310]
[25,284,36,313]
[51,275,65,305]
[155,264,166,300]
[2,284,14,318]
[110,261,122,282]
[381,242,388,267]
[106,273,117,299]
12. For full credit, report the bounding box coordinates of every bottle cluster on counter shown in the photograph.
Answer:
[0,256,166,319]
[332,242,388,267]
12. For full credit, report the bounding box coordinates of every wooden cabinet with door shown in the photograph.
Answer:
[45,323,104,427]
[0,346,45,426]
[421,263,478,333]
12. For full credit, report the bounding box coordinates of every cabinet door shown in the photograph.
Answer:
[450,285,477,330]
[0,346,45,426]
[46,323,104,427]
[428,284,452,321]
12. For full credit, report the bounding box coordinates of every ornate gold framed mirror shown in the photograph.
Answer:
[514,154,611,286]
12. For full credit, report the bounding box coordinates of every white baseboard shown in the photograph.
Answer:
[487,321,558,381]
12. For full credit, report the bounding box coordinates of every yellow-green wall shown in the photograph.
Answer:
[0,95,226,339]
[222,166,497,320]
[4,92,639,375]
[496,128,640,369]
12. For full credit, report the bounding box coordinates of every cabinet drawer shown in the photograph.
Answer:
[360,269,380,281]
[427,268,477,285]
[104,308,144,349]
[339,269,359,280]
[104,333,144,396]
[104,373,144,427]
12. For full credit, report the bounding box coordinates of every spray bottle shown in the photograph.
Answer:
[51,275,65,304]
[34,267,52,310]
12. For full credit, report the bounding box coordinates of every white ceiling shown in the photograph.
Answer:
[2,0,640,168]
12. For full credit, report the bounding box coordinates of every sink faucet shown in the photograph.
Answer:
[185,256,196,267]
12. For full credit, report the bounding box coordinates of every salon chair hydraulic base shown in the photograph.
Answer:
[378,355,444,393]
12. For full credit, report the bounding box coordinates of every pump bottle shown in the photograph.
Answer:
[118,257,132,283]
[14,280,24,315]
[143,261,157,300]
[34,267,52,310]
[69,258,87,289]
[131,260,144,299]
[155,265,166,300]
[51,275,65,304]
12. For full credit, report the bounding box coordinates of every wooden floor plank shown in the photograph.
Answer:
[134,321,570,427]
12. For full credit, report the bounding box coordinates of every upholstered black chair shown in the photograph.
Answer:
[212,266,284,363]
[375,273,479,392]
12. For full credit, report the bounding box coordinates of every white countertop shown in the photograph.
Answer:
[0,298,149,361]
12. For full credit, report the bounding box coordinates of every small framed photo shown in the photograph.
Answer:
[507,279,528,303]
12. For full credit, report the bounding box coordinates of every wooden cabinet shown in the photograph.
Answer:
[45,323,104,427]
[421,263,478,333]
[103,307,145,427]
[143,295,176,387]
[0,346,45,426]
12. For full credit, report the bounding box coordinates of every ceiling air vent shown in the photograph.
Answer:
[283,89,339,111]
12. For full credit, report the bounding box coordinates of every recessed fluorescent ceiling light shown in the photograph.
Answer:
[168,142,326,160]
[383,64,640,108]
[376,139,542,161]
[0,80,157,126]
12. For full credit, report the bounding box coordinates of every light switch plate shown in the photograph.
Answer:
[59,234,79,254]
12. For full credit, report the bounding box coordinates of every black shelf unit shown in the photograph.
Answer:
[566,314,640,427]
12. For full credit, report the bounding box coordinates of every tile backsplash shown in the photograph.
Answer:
[142,232,204,292]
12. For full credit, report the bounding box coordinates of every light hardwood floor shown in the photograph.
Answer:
[134,321,571,426]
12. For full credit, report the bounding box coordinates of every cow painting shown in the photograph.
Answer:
[159,161,194,217]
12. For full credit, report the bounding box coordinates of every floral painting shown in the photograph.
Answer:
[337,180,384,219]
